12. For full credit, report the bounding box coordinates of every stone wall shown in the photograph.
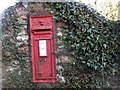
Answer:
[2,2,68,88]
[2,2,119,88]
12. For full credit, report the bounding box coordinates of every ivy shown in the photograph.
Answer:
[2,2,119,88]
[47,2,119,88]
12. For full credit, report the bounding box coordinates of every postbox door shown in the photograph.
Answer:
[30,16,56,82]
[34,38,54,79]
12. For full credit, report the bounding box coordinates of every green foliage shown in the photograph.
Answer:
[2,9,19,63]
[2,2,119,88]
[2,5,38,88]
[47,2,119,88]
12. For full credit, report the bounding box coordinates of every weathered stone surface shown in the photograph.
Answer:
[16,7,28,16]
[4,52,11,57]
[56,22,65,28]
[18,44,29,54]
[56,74,65,83]
[2,2,69,88]
[17,35,29,41]
[18,30,27,36]
[17,19,27,25]
[10,38,16,44]
[19,15,27,20]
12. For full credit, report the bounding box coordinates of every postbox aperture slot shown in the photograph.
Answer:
[33,29,51,32]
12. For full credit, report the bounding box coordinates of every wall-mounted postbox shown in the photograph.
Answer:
[30,16,56,82]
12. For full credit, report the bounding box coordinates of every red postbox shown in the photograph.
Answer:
[30,15,56,82]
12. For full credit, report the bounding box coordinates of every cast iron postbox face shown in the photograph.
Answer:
[30,16,56,82]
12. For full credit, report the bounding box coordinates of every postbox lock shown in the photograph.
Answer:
[39,58,46,63]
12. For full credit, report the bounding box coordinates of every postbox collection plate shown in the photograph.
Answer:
[30,16,56,82]
[39,40,47,56]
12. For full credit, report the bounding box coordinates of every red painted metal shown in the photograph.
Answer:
[30,15,56,82]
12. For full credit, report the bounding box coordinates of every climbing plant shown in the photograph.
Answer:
[2,5,38,88]
[46,2,119,88]
[2,2,119,88]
